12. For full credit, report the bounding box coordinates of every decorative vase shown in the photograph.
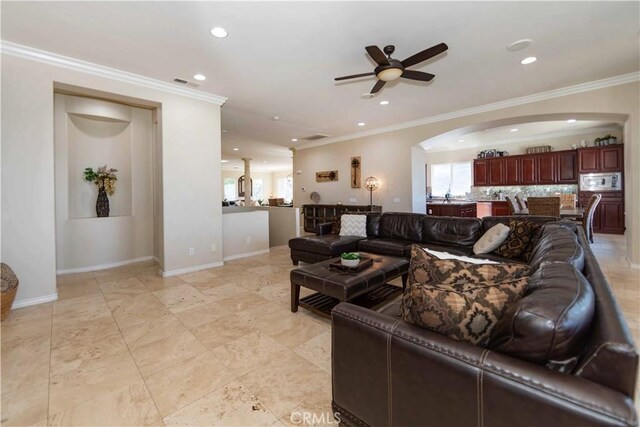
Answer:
[96,186,110,217]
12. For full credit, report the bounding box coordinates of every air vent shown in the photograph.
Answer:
[172,78,200,88]
[303,134,330,141]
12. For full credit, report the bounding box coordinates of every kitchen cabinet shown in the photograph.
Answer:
[473,159,489,186]
[578,145,623,173]
[489,158,504,185]
[491,201,511,216]
[520,155,537,185]
[556,151,578,183]
[536,153,556,184]
[578,192,624,235]
[504,157,520,185]
[427,202,477,218]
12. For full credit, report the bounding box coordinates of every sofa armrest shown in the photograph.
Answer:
[332,303,637,427]
[316,222,333,235]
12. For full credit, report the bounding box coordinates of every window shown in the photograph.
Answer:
[276,175,293,202]
[223,178,236,201]
[253,178,264,201]
[430,162,472,197]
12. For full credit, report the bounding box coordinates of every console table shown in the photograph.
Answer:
[302,204,381,233]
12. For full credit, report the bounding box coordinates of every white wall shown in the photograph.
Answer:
[54,94,154,272]
[294,82,640,265]
[222,211,269,260]
[256,206,300,247]
[1,52,224,306]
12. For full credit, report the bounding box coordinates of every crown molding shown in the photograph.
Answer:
[297,71,639,150]
[1,41,228,106]
[424,125,621,153]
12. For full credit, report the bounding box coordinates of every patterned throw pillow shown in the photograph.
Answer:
[493,220,541,260]
[402,277,528,345]
[407,245,530,287]
[339,214,367,237]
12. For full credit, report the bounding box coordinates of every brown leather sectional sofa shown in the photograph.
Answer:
[288,213,639,426]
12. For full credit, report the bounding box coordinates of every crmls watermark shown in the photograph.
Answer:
[289,411,341,425]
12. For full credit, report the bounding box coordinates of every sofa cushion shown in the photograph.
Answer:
[494,219,541,260]
[528,227,584,272]
[489,262,595,372]
[339,214,367,237]
[473,223,510,254]
[482,215,557,234]
[407,245,530,288]
[288,235,363,256]
[413,243,474,258]
[421,216,483,247]
[402,277,528,346]
[357,238,410,257]
[379,213,423,242]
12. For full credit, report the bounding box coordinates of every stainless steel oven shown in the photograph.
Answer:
[579,172,622,192]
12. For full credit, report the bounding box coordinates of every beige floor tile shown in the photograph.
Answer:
[92,267,136,284]
[1,348,51,395]
[130,330,208,377]
[57,279,102,301]
[239,352,331,418]
[252,311,328,348]
[201,283,252,300]
[0,380,49,427]
[109,293,171,329]
[1,330,51,366]
[256,284,291,302]
[48,380,162,426]
[191,313,259,349]
[52,293,111,328]
[120,312,187,349]
[57,272,95,286]
[294,331,331,374]
[153,284,214,313]
[49,350,141,414]
[51,315,120,350]
[247,264,284,276]
[174,301,232,329]
[163,381,277,426]
[189,277,233,292]
[211,332,293,377]
[279,389,335,427]
[100,277,150,306]
[145,351,236,417]
[216,292,271,313]
[178,270,218,284]
[137,274,186,292]
[50,331,128,374]
[1,307,53,343]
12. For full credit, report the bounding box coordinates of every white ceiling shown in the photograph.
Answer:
[424,120,621,153]
[2,2,639,170]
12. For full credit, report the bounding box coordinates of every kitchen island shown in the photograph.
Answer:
[426,201,477,217]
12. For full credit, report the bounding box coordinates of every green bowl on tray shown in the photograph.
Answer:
[341,252,360,267]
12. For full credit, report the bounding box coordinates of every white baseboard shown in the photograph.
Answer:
[161,261,224,278]
[56,256,155,275]
[223,249,270,262]
[627,259,640,270]
[12,292,58,309]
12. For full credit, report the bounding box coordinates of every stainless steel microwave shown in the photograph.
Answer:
[579,172,622,192]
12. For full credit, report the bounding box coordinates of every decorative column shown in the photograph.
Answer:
[242,157,252,206]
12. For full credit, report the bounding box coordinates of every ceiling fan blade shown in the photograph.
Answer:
[401,70,435,82]
[365,45,387,65]
[401,42,448,68]
[370,80,386,94]
[334,72,376,81]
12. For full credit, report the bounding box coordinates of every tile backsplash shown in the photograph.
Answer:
[470,184,578,201]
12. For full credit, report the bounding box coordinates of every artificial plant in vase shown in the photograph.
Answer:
[84,165,118,217]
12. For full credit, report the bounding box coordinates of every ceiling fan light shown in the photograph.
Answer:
[377,67,403,82]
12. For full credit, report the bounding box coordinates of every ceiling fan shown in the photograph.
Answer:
[335,43,448,94]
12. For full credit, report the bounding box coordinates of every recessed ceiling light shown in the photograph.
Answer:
[272,116,279,121]
[458,139,465,143]
[221,160,229,163]
[357,122,365,126]
[520,56,537,65]
[263,161,267,164]
[291,138,298,142]
[567,119,577,123]
[507,39,533,52]
[210,27,228,38]
[233,148,239,151]
[193,74,206,81]
[379,100,389,105]
[510,128,519,132]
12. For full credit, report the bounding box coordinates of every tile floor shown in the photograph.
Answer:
[1,235,638,426]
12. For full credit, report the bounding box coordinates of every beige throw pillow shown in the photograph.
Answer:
[473,223,510,254]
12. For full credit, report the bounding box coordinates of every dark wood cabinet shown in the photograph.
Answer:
[536,153,556,184]
[473,159,489,186]
[578,148,600,173]
[600,145,623,172]
[302,204,381,233]
[488,158,505,185]
[556,151,578,183]
[427,203,477,218]
[520,155,537,185]
[578,192,624,235]
[492,201,511,216]
[504,157,520,185]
